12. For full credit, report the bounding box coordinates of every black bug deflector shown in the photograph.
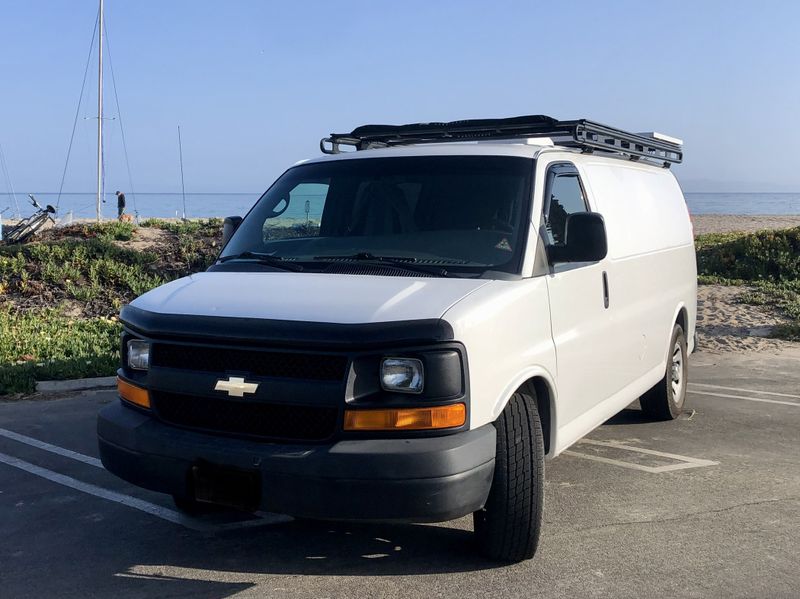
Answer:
[121,304,455,349]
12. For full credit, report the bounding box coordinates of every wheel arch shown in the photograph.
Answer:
[673,303,688,333]
[491,368,557,457]
[667,302,690,360]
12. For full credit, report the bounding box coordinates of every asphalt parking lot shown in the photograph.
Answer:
[1,348,799,599]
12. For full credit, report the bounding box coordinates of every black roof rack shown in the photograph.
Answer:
[320,115,682,167]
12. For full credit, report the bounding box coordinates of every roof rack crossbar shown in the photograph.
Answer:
[320,115,682,167]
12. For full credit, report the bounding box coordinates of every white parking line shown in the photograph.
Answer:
[688,389,800,407]
[0,429,286,532]
[565,439,719,473]
[0,450,203,528]
[0,427,103,468]
[688,382,800,400]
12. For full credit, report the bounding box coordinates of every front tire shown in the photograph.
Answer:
[640,323,688,420]
[473,388,544,563]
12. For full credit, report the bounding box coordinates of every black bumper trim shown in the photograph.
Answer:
[98,402,495,522]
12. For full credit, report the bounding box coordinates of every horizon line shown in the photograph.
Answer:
[2,191,800,196]
[0,191,262,195]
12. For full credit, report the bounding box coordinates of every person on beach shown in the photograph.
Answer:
[115,190,126,220]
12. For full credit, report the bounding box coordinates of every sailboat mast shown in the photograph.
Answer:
[96,0,104,222]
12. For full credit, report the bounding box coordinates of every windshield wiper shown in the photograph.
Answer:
[312,252,453,277]
[217,251,304,272]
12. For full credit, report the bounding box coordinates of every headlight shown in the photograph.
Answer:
[381,358,424,394]
[127,339,150,370]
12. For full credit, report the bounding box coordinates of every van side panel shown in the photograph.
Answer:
[581,163,693,258]
[575,160,696,422]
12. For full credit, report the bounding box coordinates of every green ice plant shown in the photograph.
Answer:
[0,307,121,394]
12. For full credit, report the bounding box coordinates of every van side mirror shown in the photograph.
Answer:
[222,216,243,246]
[547,212,608,264]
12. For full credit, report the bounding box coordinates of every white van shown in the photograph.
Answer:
[98,116,696,562]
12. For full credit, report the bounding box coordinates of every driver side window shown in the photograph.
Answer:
[544,167,587,245]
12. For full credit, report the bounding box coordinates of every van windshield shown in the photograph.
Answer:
[220,155,534,277]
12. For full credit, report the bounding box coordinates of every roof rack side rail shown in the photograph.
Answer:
[320,115,683,167]
[572,121,683,167]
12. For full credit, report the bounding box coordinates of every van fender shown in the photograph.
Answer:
[490,365,558,456]
[665,302,689,363]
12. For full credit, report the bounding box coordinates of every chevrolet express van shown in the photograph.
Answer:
[98,116,696,563]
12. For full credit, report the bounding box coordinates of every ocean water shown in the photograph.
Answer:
[684,193,800,215]
[0,192,262,221]
[1,191,799,220]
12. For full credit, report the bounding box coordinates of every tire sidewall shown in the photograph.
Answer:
[667,324,688,416]
[474,390,544,562]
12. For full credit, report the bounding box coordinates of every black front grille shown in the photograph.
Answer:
[152,391,338,442]
[151,344,347,381]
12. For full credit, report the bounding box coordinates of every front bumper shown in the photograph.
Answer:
[98,401,496,522]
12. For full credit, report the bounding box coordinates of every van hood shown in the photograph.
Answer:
[129,271,490,325]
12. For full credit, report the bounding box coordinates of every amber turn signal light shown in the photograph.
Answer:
[343,403,466,431]
[117,377,150,409]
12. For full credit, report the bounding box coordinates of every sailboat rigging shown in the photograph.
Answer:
[56,0,136,223]
[178,125,187,220]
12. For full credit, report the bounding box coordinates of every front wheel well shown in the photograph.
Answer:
[675,306,688,332]
[516,378,552,455]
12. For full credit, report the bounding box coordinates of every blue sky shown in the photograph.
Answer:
[1,0,799,194]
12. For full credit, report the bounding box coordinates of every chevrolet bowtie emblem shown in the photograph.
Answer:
[214,376,259,397]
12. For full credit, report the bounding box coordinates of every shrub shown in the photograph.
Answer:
[76,221,137,241]
[0,221,224,395]
[770,323,800,342]
[0,307,121,394]
[738,280,800,322]
[139,218,222,237]
[139,218,221,271]
[0,238,163,315]
[695,227,800,282]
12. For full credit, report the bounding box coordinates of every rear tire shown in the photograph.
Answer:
[640,323,688,420]
[473,388,544,563]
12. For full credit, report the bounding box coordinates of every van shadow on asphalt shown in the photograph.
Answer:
[602,407,653,426]
[94,517,502,596]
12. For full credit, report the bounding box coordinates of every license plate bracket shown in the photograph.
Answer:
[190,461,261,512]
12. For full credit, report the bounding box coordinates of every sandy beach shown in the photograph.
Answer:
[692,214,800,235]
[696,284,795,354]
